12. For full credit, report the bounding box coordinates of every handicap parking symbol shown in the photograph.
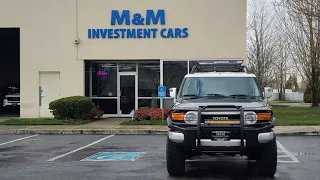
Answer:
[158,86,166,98]
[81,152,146,161]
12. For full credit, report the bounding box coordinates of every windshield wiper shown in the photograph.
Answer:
[228,94,264,101]
[228,94,250,98]
[203,93,227,98]
[182,94,202,99]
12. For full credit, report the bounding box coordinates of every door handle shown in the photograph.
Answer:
[39,87,42,106]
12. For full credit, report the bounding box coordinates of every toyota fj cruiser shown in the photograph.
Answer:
[166,60,276,177]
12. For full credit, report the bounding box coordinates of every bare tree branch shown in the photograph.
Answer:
[247,0,280,88]
[274,0,320,106]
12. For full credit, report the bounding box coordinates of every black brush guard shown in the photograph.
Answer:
[196,105,245,155]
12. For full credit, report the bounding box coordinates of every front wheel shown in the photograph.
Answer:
[257,136,277,177]
[166,136,185,177]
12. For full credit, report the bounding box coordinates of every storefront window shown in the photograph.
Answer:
[163,61,188,96]
[92,99,117,114]
[86,60,189,114]
[92,63,117,97]
[138,61,160,97]
[138,98,160,108]
[163,99,174,109]
[189,60,200,73]
[189,60,214,73]
[85,61,90,97]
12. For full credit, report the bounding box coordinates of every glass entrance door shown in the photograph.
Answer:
[119,75,136,114]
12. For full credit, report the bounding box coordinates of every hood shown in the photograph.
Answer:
[5,93,20,97]
[172,98,270,111]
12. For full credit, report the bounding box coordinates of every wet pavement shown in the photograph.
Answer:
[0,134,319,180]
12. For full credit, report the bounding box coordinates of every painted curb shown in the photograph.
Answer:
[4,129,320,136]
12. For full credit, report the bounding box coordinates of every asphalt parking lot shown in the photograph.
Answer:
[0,134,319,180]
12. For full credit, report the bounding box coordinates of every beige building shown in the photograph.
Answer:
[0,0,247,118]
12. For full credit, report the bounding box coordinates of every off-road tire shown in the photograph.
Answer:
[166,136,185,177]
[257,136,277,177]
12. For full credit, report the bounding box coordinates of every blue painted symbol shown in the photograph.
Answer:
[158,86,166,98]
[81,152,145,161]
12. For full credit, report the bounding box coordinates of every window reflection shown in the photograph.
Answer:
[163,61,188,96]
[138,99,160,108]
[85,61,90,97]
[189,61,200,73]
[163,99,174,109]
[85,60,192,113]
[138,61,160,97]
[92,99,117,114]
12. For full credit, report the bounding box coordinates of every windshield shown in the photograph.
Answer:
[7,86,20,94]
[179,77,262,98]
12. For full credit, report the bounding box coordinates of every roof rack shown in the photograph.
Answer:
[190,60,247,73]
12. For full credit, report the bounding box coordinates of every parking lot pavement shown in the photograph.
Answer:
[0,135,319,180]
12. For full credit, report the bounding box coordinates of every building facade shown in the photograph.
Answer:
[1,0,247,118]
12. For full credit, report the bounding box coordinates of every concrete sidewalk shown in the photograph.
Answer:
[0,118,320,135]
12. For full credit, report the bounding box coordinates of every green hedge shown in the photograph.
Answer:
[49,96,93,120]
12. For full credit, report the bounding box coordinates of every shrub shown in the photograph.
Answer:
[133,107,150,121]
[133,107,169,121]
[149,108,162,120]
[163,108,169,117]
[49,96,93,120]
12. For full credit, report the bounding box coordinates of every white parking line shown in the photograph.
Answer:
[277,155,291,158]
[277,141,300,163]
[0,134,39,146]
[47,135,114,162]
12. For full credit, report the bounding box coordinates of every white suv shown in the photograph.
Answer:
[165,60,276,177]
[3,87,20,108]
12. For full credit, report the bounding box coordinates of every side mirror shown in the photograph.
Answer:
[169,88,177,98]
[264,87,273,99]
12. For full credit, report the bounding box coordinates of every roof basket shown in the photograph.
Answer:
[190,60,247,73]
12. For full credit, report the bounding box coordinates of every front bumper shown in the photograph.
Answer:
[3,100,20,107]
[168,105,275,154]
[168,130,274,146]
[168,126,274,155]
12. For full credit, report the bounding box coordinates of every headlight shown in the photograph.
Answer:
[244,111,257,125]
[184,111,198,124]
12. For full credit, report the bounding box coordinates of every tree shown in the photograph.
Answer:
[299,79,308,92]
[285,74,299,91]
[272,26,292,100]
[275,0,320,107]
[247,0,277,87]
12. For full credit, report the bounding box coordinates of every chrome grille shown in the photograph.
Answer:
[7,97,20,101]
